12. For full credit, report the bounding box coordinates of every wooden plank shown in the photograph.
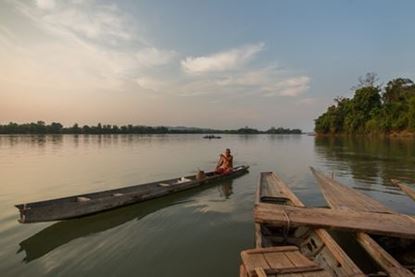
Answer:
[311,168,414,276]
[263,264,323,274]
[300,271,331,277]
[263,252,295,269]
[255,267,267,277]
[241,252,271,274]
[255,203,415,239]
[267,173,304,207]
[284,251,318,268]
[356,233,414,277]
[310,167,392,213]
[391,179,415,201]
[240,264,248,277]
[245,246,299,254]
[261,172,364,277]
[255,223,263,248]
[242,247,330,276]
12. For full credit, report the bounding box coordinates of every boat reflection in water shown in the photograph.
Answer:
[17,181,234,263]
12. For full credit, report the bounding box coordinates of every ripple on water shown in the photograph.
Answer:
[1,135,415,277]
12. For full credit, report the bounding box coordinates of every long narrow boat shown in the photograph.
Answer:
[391,179,415,201]
[15,165,249,223]
[311,167,415,276]
[240,172,364,276]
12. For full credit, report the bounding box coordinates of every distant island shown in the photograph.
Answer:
[0,122,302,135]
[315,73,415,136]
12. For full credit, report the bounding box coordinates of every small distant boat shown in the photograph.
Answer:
[15,166,249,223]
[203,135,221,139]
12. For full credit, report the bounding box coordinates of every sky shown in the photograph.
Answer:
[1,0,415,131]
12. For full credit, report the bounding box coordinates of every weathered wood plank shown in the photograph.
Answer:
[391,179,415,202]
[263,252,294,269]
[284,251,318,268]
[240,264,248,277]
[255,223,263,248]
[311,167,414,276]
[310,167,392,213]
[242,247,330,276]
[301,271,332,277]
[267,174,304,207]
[260,172,364,276]
[356,233,414,277]
[241,252,271,273]
[244,246,299,254]
[254,267,267,277]
[264,265,323,274]
[255,203,415,239]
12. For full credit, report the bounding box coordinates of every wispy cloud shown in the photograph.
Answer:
[298,97,316,105]
[35,0,56,10]
[3,0,177,92]
[136,76,168,92]
[29,0,134,43]
[181,43,264,74]
[264,76,311,97]
[1,0,313,129]
[135,48,177,67]
[215,67,310,97]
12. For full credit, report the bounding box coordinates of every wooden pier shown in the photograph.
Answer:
[240,170,415,277]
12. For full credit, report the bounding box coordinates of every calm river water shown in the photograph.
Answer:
[1,134,414,276]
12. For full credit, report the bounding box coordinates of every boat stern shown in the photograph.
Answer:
[15,204,28,223]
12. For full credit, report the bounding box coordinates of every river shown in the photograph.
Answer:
[0,134,414,276]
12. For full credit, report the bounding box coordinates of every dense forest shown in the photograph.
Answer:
[0,122,302,135]
[315,74,415,135]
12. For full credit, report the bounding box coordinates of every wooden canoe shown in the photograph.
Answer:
[311,167,415,276]
[240,172,364,277]
[15,165,249,223]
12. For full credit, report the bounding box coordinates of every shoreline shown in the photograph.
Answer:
[315,131,415,138]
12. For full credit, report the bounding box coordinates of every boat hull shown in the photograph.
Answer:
[16,166,249,223]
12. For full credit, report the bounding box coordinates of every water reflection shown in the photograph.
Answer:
[352,186,403,196]
[17,182,233,263]
[314,137,415,187]
[0,134,190,149]
[0,135,64,147]
[267,134,302,141]
[218,181,233,199]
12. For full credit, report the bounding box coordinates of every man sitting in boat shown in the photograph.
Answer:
[216,148,233,174]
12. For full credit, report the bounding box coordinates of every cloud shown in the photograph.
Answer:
[2,0,178,94]
[135,47,177,67]
[264,76,311,97]
[40,2,133,42]
[214,66,310,97]
[181,42,264,74]
[35,0,55,10]
[136,76,167,91]
[277,76,311,96]
[298,97,316,105]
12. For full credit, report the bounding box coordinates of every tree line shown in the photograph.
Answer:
[315,73,415,135]
[0,122,302,135]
